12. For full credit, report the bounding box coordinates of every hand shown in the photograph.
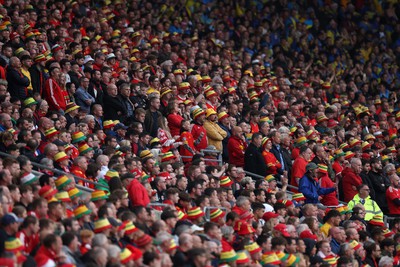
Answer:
[281,177,288,186]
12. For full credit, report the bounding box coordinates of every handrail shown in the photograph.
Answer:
[0,151,98,186]
[31,170,94,193]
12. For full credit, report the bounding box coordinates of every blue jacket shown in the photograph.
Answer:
[298,174,336,204]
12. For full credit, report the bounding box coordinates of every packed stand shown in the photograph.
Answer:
[0,0,400,266]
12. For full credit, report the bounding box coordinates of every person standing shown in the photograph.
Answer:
[6,56,30,99]
[44,66,68,113]
[75,77,95,113]
[386,173,400,216]
[342,158,363,203]
[227,126,247,167]
[203,109,227,152]
[244,132,267,177]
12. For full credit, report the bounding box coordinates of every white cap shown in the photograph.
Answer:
[83,55,94,64]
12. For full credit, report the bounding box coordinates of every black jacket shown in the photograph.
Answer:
[271,144,291,174]
[244,143,267,178]
[88,81,105,106]
[368,171,389,213]
[29,64,47,95]
[103,94,127,120]
[6,66,30,99]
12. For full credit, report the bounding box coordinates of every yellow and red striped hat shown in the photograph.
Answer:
[55,175,71,190]
[55,191,71,202]
[261,251,281,265]
[235,250,250,265]
[244,242,261,255]
[74,205,91,219]
[210,208,226,222]
[91,190,109,201]
[220,176,233,187]
[123,221,139,235]
[5,237,23,252]
[78,143,93,155]
[54,152,69,163]
[318,164,328,174]
[68,187,82,199]
[187,206,204,221]
[38,185,57,200]
[161,151,176,162]
[45,127,59,139]
[120,248,135,264]
[72,131,86,143]
[94,218,112,233]
[369,215,385,227]
[105,169,119,180]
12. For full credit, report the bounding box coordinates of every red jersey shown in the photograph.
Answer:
[167,113,184,137]
[386,186,400,215]
[320,175,339,206]
[291,156,308,192]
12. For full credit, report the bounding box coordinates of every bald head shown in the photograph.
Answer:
[232,126,243,137]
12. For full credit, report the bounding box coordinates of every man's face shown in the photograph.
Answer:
[254,135,263,147]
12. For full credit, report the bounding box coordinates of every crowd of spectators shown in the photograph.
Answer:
[0,0,400,266]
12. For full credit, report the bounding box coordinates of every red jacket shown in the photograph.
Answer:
[167,113,184,137]
[34,245,58,267]
[342,167,363,203]
[227,136,247,167]
[127,179,150,207]
[191,123,208,151]
[44,77,68,111]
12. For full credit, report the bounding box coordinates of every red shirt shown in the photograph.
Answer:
[127,179,150,207]
[44,77,68,111]
[227,136,247,167]
[387,186,400,215]
[291,156,308,189]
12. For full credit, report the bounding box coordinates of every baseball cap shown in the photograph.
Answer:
[1,213,23,226]
[306,162,318,172]
[273,223,290,237]
[114,123,128,131]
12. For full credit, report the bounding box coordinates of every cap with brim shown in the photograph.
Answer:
[94,218,112,233]
[323,255,338,265]
[344,151,355,160]
[149,137,161,146]
[262,212,279,221]
[68,187,82,199]
[20,172,38,185]
[72,131,86,143]
[34,54,47,63]
[45,127,59,139]
[160,87,172,97]
[187,206,204,221]
[261,251,281,265]
[91,189,109,201]
[65,102,80,113]
[306,162,318,172]
[334,149,345,159]
[173,69,184,76]
[220,176,233,187]
[23,97,37,107]
[210,208,226,222]
[74,205,91,218]
[55,191,71,202]
[55,175,71,190]
[78,143,93,155]
[5,237,23,252]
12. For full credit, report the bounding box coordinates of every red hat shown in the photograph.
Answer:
[299,229,317,241]
[273,223,290,237]
[126,244,143,261]
[134,234,153,248]
[38,186,58,200]
[187,206,205,221]
[278,199,294,207]
[262,212,279,222]
[158,172,171,181]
